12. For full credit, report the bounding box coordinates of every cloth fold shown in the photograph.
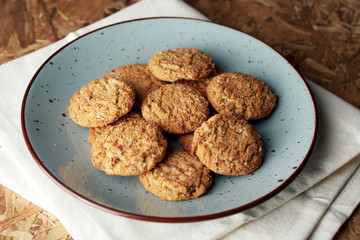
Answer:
[0,0,359,239]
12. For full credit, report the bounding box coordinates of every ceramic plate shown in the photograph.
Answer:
[21,18,317,222]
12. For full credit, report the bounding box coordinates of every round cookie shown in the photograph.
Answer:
[139,150,212,201]
[148,48,215,82]
[191,114,263,175]
[104,64,165,108]
[207,72,277,120]
[141,84,210,134]
[90,114,167,176]
[68,77,135,127]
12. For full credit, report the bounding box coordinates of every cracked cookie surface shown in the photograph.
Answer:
[148,48,215,82]
[68,77,135,127]
[139,150,212,201]
[207,72,277,120]
[191,114,263,175]
[141,84,210,134]
[88,111,143,147]
[174,73,215,99]
[90,113,167,176]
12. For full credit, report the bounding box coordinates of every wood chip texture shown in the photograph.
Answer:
[0,186,72,240]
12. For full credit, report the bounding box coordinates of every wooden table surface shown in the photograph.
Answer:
[0,0,359,239]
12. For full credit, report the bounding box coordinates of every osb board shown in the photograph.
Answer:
[184,0,360,109]
[1,0,359,109]
[0,0,359,239]
[0,0,141,63]
[0,186,72,240]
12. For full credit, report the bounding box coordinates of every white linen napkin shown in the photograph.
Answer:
[0,0,359,239]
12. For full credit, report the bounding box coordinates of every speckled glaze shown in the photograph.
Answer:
[21,18,317,222]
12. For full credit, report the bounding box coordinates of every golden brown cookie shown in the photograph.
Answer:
[90,114,167,176]
[104,64,165,108]
[148,48,215,82]
[139,150,212,201]
[178,133,194,153]
[191,114,263,175]
[175,76,212,99]
[88,111,143,147]
[68,77,135,127]
[141,84,210,134]
[207,72,277,120]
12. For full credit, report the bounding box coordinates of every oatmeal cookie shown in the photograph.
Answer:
[88,111,142,147]
[191,114,263,175]
[104,64,165,108]
[178,133,194,153]
[174,75,213,99]
[141,84,210,134]
[90,114,167,176]
[207,72,277,120]
[139,150,212,201]
[68,77,135,127]
[148,48,215,82]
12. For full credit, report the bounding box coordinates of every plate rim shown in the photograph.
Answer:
[21,17,318,223]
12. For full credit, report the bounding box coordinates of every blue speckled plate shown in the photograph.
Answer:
[21,18,317,222]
